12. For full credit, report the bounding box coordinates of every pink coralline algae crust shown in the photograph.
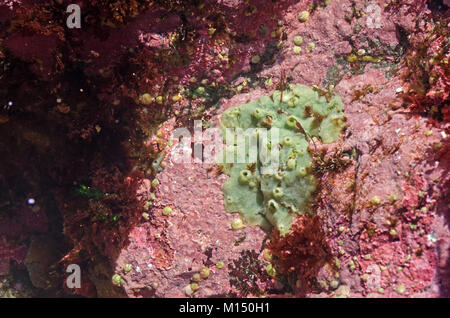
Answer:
[357,177,439,297]
[0,204,48,276]
[397,4,449,124]
[0,243,27,276]
[318,64,449,297]
[115,159,267,298]
[4,34,59,81]
[79,0,450,297]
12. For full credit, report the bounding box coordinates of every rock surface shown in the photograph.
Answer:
[0,0,448,298]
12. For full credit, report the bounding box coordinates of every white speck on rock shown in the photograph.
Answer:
[427,232,437,244]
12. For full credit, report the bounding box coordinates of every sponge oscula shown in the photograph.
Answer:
[218,84,346,235]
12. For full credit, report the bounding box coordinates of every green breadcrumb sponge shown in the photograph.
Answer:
[218,84,346,235]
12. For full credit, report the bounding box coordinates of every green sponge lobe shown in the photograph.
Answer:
[219,84,346,235]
